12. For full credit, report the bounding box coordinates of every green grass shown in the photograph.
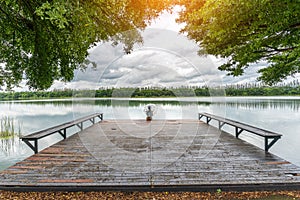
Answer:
[0,116,21,139]
[0,116,22,155]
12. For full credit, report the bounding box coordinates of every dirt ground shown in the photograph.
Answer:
[1,190,300,200]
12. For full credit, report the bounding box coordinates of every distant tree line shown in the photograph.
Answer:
[1,83,300,100]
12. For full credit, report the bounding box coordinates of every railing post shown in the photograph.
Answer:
[265,137,268,151]
[206,117,211,124]
[34,139,38,154]
[265,136,281,152]
[235,127,239,138]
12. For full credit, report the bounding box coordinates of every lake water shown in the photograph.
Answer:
[1,96,300,171]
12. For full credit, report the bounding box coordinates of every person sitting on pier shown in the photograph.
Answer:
[144,104,154,121]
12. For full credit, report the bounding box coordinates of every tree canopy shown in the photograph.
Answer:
[0,0,170,90]
[177,0,300,85]
[2,0,300,90]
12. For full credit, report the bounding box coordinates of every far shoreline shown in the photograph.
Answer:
[1,95,300,102]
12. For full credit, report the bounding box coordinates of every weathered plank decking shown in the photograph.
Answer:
[1,120,300,191]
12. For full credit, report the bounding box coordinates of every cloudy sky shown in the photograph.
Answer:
[15,7,276,91]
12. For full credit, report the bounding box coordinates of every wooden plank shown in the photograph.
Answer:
[199,112,281,137]
[20,113,103,154]
[0,120,300,191]
[21,113,103,139]
[199,112,282,151]
[264,161,291,165]
[38,179,94,183]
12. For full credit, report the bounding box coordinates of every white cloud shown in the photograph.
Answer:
[147,5,185,32]
[69,26,228,89]
[14,7,298,91]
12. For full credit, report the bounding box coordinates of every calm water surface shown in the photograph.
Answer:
[0,96,300,171]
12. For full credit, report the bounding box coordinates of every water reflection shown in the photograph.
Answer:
[223,98,300,111]
[5,97,300,111]
[0,96,300,170]
[0,137,22,156]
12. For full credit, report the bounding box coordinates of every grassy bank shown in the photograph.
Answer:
[0,116,20,139]
[0,116,21,155]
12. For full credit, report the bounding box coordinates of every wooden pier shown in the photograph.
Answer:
[1,119,300,191]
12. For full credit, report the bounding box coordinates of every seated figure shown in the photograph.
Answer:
[144,104,155,121]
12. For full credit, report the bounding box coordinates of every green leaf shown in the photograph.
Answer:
[0,0,171,90]
[177,0,300,85]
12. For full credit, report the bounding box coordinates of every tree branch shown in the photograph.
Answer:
[289,22,300,29]
[265,45,297,52]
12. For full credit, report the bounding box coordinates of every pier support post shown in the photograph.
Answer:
[22,139,38,154]
[265,136,281,152]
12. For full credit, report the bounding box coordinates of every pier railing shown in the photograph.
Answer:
[21,113,103,153]
[198,112,282,151]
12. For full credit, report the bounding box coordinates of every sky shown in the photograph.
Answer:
[14,6,293,91]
